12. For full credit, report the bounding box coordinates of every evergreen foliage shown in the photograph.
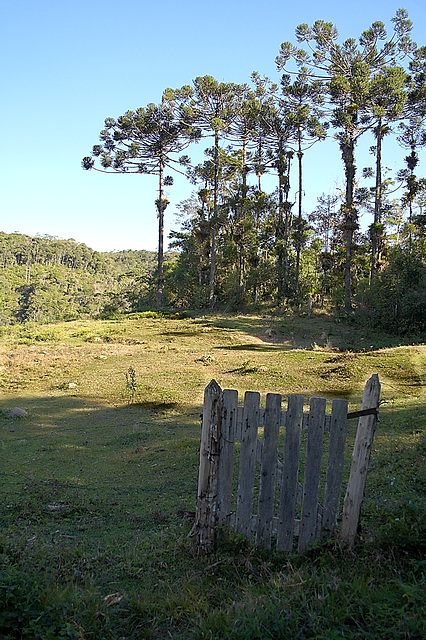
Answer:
[0,232,176,324]
[3,9,424,335]
[356,247,426,334]
[156,9,424,331]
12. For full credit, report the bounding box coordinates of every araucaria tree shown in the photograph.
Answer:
[279,71,327,299]
[165,76,245,306]
[82,102,199,308]
[367,65,408,279]
[277,9,415,312]
[77,9,424,325]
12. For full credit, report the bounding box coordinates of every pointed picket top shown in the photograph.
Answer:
[205,379,222,396]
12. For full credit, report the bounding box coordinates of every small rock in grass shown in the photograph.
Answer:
[103,592,124,606]
[68,382,77,389]
[5,408,28,419]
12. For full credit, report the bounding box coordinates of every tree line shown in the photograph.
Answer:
[0,232,176,324]
[81,9,425,334]
[3,11,424,334]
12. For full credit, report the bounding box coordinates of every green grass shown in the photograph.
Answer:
[0,312,425,639]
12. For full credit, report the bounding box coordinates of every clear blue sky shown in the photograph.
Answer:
[1,0,425,252]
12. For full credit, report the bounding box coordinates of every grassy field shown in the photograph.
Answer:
[0,312,425,639]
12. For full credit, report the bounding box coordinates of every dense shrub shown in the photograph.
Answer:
[356,248,426,334]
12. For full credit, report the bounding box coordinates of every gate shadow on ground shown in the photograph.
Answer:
[0,394,200,522]
[216,343,291,352]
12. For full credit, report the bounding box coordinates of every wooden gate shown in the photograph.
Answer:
[194,374,380,554]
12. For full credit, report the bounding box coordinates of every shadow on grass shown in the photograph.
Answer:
[320,388,354,400]
[0,394,204,638]
[196,315,272,334]
[0,394,200,526]
[1,392,424,614]
[195,313,425,352]
[216,343,291,352]
[1,394,188,428]
[132,400,180,410]
[160,329,203,338]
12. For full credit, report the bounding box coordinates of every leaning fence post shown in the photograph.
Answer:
[194,379,222,554]
[340,374,381,547]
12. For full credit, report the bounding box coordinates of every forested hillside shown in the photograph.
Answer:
[0,232,176,324]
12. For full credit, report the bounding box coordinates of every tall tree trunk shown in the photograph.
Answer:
[341,133,357,314]
[209,131,220,308]
[407,149,417,253]
[277,163,285,304]
[198,203,205,307]
[283,156,293,295]
[156,158,166,309]
[209,229,217,307]
[370,119,383,281]
[277,151,293,304]
[295,134,303,299]
[198,240,203,304]
[238,138,248,300]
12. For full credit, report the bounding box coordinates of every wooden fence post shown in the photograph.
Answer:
[340,374,381,547]
[277,394,304,552]
[322,398,348,537]
[217,389,238,527]
[256,393,281,548]
[194,379,222,554]
[235,391,260,538]
[298,397,326,553]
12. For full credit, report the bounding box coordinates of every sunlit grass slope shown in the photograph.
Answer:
[0,313,424,639]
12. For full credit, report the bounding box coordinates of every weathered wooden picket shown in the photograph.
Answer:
[194,374,381,554]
